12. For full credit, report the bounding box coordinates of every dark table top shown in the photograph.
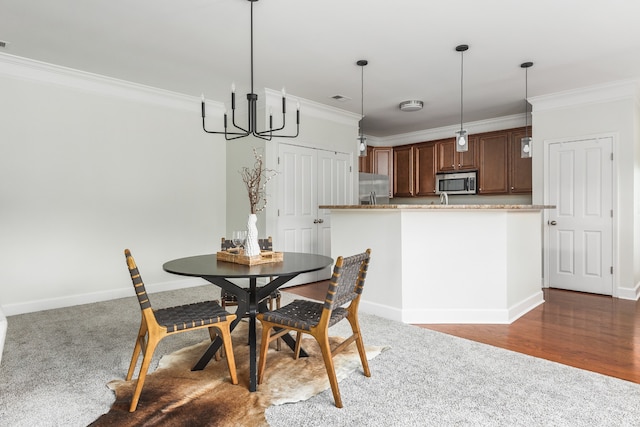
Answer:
[163,252,333,279]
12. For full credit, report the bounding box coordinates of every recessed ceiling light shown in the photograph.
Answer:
[399,100,424,112]
[330,95,351,102]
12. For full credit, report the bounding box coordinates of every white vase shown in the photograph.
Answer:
[245,213,261,257]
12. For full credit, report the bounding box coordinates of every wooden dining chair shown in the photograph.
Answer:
[257,249,372,408]
[124,249,238,412]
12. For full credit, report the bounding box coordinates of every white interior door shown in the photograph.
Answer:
[277,144,352,286]
[547,137,613,295]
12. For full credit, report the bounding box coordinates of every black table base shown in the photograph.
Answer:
[193,274,308,392]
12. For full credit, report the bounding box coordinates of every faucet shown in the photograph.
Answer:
[440,192,449,205]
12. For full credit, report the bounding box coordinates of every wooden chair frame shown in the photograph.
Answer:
[124,249,238,412]
[257,249,371,408]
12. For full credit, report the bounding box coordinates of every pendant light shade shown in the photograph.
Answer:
[455,44,469,152]
[520,61,534,158]
[357,59,368,157]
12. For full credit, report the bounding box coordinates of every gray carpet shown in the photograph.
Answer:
[1,285,640,426]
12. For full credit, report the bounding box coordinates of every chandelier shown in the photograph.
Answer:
[200,0,300,141]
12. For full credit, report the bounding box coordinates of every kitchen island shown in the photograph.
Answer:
[320,204,554,324]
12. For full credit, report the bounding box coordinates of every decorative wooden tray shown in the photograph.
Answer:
[216,250,283,265]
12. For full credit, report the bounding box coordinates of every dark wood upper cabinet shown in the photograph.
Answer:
[478,131,509,194]
[393,145,414,197]
[414,141,437,196]
[509,127,533,193]
[371,147,392,175]
[437,137,477,172]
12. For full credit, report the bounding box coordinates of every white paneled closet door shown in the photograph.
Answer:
[278,143,352,285]
[547,137,613,295]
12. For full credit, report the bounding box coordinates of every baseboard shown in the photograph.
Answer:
[507,291,545,323]
[361,291,545,325]
[616,283,640,301]
[359,299,404,323]
[1,278,207,316]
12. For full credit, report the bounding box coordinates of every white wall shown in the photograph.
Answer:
[530,80,640,298]
[0,55,227,314]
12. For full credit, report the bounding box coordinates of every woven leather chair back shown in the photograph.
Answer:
[324,249,370,311]
[220,236,273,251]
[125,249,152,311]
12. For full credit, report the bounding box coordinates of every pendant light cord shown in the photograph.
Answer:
[460,50,464,132]
[524,66,529,138]
[361,64,364,138]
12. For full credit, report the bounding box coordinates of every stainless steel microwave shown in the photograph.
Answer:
[435,171,477,195]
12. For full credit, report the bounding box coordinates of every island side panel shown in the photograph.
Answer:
[400,210,509,323]
[506,211,545,319]
[329,210,404,321]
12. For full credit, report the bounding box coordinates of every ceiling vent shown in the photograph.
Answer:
[330,94,351,102]
[399,100,424,112]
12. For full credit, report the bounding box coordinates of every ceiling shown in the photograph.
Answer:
[2,0,640,138]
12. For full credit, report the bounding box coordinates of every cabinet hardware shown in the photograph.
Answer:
[548,220,557,225]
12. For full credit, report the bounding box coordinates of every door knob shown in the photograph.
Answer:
[548,220,557,225]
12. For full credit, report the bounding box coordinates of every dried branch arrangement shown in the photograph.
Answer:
[240,148,277,214]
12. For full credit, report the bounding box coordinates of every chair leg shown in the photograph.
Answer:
[129,334,161,412]
[257,323,273,384]
[216,323,238,385]
[208,327,222,362]
[126,322,147,381]
[316,332,343,408]
[347,314,371,377]
[275,294,282,351]
[294,332,303,359]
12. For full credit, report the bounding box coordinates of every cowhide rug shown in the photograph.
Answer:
[91,321,385,427]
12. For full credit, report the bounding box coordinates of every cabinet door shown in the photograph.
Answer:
[458,136,478,170]
[372,147,392,175]
[437,139,457,172]
[414,142,437,196]
[509,128,533,193]
[358,146,373,172]
[478,132,509,194]
[393,146,414,197]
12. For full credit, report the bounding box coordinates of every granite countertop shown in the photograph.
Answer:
[319,204,555,210]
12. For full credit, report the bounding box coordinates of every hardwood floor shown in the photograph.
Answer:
[285,282,640,384]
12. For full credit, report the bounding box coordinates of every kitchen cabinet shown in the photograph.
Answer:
[358,146,374,172]
[437,137,477,172]
[393,145,414,197]
[478,131,509,194]
[371,147,393,175]
[414,141,437,196]
[477,127,532,194]
[509,127,533,193]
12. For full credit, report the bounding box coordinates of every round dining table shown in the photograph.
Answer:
[163,252,333,392]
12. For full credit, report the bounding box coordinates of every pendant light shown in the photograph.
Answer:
[455,44,469,152]
[520,61,534,158]
[357,59,368,157]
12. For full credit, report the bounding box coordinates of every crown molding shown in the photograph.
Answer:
[0,53,358,126]
[0,52,222,113]
[374,114,527,147]
[264,88,361,127]
[530,79,640,112]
